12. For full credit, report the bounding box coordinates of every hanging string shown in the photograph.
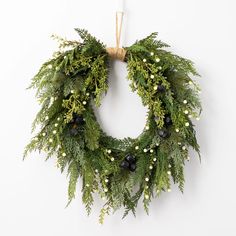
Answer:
[116,11,123,49]
[106,11,126,61]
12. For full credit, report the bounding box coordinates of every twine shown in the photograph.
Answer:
[106,12,126,61]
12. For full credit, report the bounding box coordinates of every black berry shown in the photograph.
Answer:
[125,154,136,164]
[129,163,136,172]
[75,115,84,125]
[120,160,130,169]
[157,84,165,92]
[71,113,84,125]
[158,129,170,138]
[165,116,172,126]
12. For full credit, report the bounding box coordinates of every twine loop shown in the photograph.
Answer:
[106,12,126,61]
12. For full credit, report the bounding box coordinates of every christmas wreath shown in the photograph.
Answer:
[24,28,201,223]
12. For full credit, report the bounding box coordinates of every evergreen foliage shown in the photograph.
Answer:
[24,29,201,223]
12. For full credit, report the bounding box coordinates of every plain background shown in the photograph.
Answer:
[0,0,236,235]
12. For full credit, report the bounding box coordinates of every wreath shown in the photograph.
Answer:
[24,28,201,223]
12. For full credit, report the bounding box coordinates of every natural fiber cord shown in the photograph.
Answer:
[106,12,126,61]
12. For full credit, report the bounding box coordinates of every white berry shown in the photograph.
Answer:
[185,122,190,127]
[183,100,188,104]
[53,130,57,134]
[150,52,154,56]
[111,157,115,162]
[104,188,108,192]
[154,85,158,90]
[150,75,154,79]
[149,165,153,170]
[86,184,90,187]
[48,65,52,69]
[175,128,180,133]
[150,149,154,153]
[105,179,109,183]
[143,59,147,62]
[167,171,171,175]
[182,146,186,151]
[145,194,149,199]
[153,158,157,162]
[62,153,66,157]
[49,138,53,143]
[184,110,189,114]
[42,133,46,137]
[135,146,139,150]
[145,177,149,182]
[167,189,171,192]
[57,117,60,121]
[70,90,74,94]
[143,148,148,153]
[82,101,87,105]
[145,126,149,130]
[156,58,160,62]
[107,149,111,154]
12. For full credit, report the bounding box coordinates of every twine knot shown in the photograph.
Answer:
[106,47,126,61]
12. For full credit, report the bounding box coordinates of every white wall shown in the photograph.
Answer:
[0,0,235,235]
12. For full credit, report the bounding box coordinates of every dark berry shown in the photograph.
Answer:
[71,113,84,125]
[75,116,84,125]
[165,116,172,126]
[120,160,130,169]
[129,163,136,172]
[125,154,136,164]
[158,129,170,138]
[157,84,165,92]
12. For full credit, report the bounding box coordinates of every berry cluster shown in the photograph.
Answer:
[157,115,172,139]
[69,113,84,136]
[120,154,136,172]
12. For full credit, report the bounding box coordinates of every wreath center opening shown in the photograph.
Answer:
[93,60,148,139]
